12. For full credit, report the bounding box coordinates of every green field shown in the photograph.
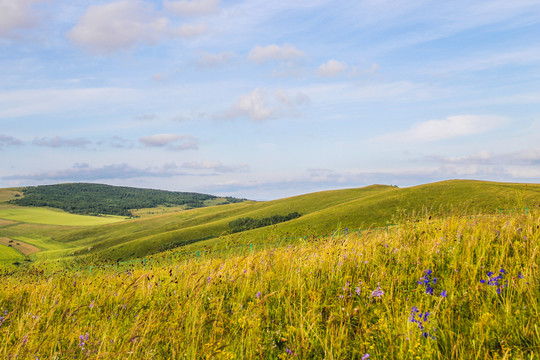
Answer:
[0,243,25,262]
[0,205,128,226]
[0,210,538,359]
[0,179,539,358]
[1,179,539,264]
[41,180,540,262]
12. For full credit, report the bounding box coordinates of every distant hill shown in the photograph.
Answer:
[8,183,245,217]
[49,180,540,261]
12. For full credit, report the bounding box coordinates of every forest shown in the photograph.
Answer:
[229,212,302,233]
[9,183,244,217]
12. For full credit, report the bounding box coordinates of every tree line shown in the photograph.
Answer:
[10,183,245,217]
[229,212,302,233]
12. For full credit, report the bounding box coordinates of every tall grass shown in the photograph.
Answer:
[0,211,538,359]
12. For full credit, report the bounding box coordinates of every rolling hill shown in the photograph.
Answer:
[2,179,534,263]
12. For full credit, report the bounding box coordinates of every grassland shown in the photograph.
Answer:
[45,180,540,262]
[0,209,538,359]
[0,244,25,262]
[0,205,128,226]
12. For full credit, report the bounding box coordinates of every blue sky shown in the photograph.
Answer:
[1,0,540,199]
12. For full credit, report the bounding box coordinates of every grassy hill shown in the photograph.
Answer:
[1,209,538,359]
[34,179,540,262]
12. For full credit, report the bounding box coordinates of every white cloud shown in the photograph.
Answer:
[170,22,208,38]
[164,0,220,17]
[317,59,348,77]
[377,115,507,143]
[248,44,305,64]
[0,0,41,38]
[195,51,235,68]
[226,88,272,121]
[139,134,199,150]
[223,88,309,121]
[67,0,207,54]
[67,0,170,54]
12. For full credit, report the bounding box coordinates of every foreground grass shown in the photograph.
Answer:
[0,211,538,359]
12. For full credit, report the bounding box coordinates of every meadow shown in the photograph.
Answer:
[0,205,127,226]
[0,209,538,359]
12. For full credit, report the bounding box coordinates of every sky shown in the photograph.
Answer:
[1,0,540,200]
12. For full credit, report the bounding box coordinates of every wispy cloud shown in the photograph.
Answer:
[2,163,184,181]
[182,160,249,173]
[139,134,199,150]
[0,134,22,148]
[32,136,92,148]
[375,115,506,143]
[2,160,248,182]
[164,0,221,17]
[0,87,139,119]
[248,44,305,64]
[195,51,235,68]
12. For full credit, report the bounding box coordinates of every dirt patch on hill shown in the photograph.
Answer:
[0,238,41,257]
[0,219,16,226]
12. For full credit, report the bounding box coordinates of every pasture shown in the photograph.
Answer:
[0,210,538,359]
[0,205,128,226]
[0,243,25,263]
[0,238,40,257]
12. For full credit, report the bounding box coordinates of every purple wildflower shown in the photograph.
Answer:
[78,332,89,350]
[370,286,384,299]
[480,269,508,294]
[417,269,442,295]
[410,307,435,339]
[255,291,261,299]
[362,354,370,360]
[440,290,447,298]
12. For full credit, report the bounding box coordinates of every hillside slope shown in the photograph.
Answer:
[53,180,540,261]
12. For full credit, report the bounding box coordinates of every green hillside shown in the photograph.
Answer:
[46,180,540,262]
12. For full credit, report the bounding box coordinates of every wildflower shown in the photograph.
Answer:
[78,332,89,350]
[255,291,261,299]
[418,269,438,295]
[518,272,524,279]
[410,307,435,340]
[370,286,384,299]
[89,301,95,309]
[362,354,370,360]
[480,269,508,294]
[355,286,361,296]
[440,290,447,298]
